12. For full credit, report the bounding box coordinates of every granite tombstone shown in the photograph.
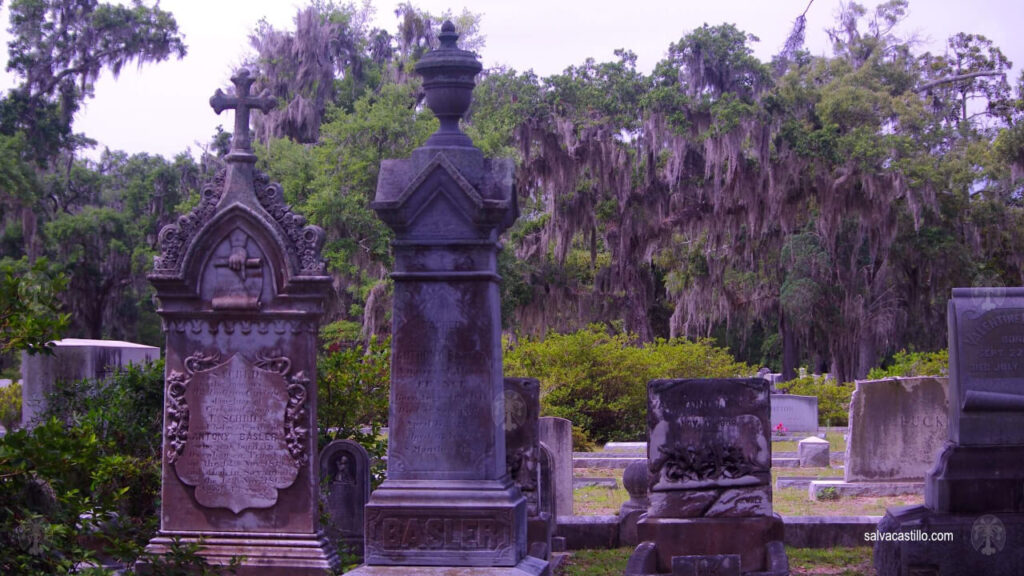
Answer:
[626,379,787,576]
[21,338,159,427]
[844,377,948,482]
[505,377,553,560]
[321,439,370,556]
[142,70,336,575]
[538,416,573,519]
[347,22,547,576]
[875,287,1024,576]
[769,394,818,434]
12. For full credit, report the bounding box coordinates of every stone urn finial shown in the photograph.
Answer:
[414,20,482,148]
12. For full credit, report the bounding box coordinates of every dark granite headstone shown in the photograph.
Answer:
[875,288,1024,576]
[142,70,336,575]
[348,22,546,576]
[504,378,552,560]
[629,379,787,576]
[321,440,370,555]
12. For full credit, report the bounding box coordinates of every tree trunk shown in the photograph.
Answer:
[781,312,799,381]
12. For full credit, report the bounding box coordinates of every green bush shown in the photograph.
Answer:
[867,349,948,379]
[0,380,20,431]
[505,325,750,445]
[318,338,390,488]
[778,376,854,426]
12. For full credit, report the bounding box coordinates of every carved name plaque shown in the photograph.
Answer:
[174,354,300,513]
[365,509,515,560]
[961,308,1024,382]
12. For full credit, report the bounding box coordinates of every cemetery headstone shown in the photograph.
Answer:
[538,416,573,519]
[626,379,787,576]
[504,378,552,560]
[769,394,818,434]
[142,69,336,574]
[348,22,547,576]
[20,338,159,427]
[797,436,830,468]
[321,439,371,556]
[875,287,1024,576]
[844,377,948,482]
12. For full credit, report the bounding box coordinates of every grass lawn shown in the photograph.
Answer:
[573,464,923,517]
[558,547,875,575]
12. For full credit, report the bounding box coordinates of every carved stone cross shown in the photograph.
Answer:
[209,69,276,153]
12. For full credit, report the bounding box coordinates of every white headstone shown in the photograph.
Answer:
[770,394,818,433]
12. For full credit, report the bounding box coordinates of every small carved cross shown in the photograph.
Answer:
[209,69,276,153]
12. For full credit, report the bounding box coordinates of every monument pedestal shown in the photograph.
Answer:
[363,480,527,567]
[636,516,786,574]
[144,533,337,576]
[875,506,1024,576]
[926,444,1024,513]
[346,556,549,576]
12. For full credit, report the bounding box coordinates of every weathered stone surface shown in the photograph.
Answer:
[844,377,948,482]
[798,436,830,468]
[538,442,555,519]
[948,287,1024,445]
[770,394,818,433]
[21,339,159,427]
[648,379,771,492]
[539,417,573,519]
[143,69,335,574]
[321,439,370,554]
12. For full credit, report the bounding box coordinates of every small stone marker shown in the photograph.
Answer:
[20,338,159,427]
[797,436,830,468]
[619,460,650,546]
[539,416,573,519]
[671,554,741,576]
[348,22,546,576]
[769,394,818,433]
[844,377,948,482]
[628,379,787,576]
[143,69,336,574]
[321,439,370,555]
[874,287,1024,576]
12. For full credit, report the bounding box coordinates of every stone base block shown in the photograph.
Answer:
[142,532,337,575]
[363,479,527,567]
[526,514,552,560]
[926,444,1024,514]
[874,505,1024,575]
[346,556,549,576]
[635,515,784,573]
[782,516,882,548]
[626,538,788,576]
[772,458,800,468]
[809,480,923,499]
[555,515,620,550]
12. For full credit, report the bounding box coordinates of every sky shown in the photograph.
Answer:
[0,0,1022,160]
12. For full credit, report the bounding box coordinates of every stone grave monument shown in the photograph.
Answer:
[347,22,547,576]
[321,439,370,557]
[538,416,573,520]
[875,287,1024,575]
[142,69,337,574]
[626,378,788,576]
[505,377,553,559]
[769,394,818,434]
[21,338,159,427]
[810,376,947,499]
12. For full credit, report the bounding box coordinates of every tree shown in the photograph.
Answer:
[0,257,68,364]
[2,0,187,164]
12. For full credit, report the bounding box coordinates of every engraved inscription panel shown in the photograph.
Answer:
[962,308,1024,380]
[389,282,496,478]
[366,510,513,555]
[175,355,299,513]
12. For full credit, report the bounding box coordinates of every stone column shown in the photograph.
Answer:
[349,21,547,576]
